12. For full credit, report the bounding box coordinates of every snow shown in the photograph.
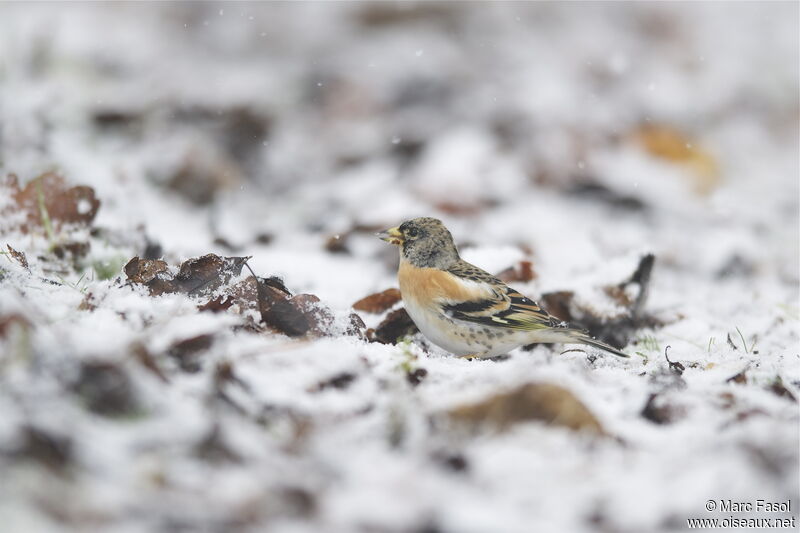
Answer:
[0,3,798,533]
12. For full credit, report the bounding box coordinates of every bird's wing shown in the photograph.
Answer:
[439,261,564,331]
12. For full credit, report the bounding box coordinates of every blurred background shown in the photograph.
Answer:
[0,3,798,533]
[1,2,797,282]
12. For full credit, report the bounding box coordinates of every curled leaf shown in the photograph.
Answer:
[447,383,604,435]
[352,288,402,313]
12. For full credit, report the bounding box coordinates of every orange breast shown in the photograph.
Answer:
[398,259,493,307]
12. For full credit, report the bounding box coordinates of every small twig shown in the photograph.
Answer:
[243,259,269,325]
[664,345,685,374]
[726,333,738,351]
[735,326,749,354]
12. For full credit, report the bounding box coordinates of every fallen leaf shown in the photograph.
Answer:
[634,124,719,195]
[164,147,241,205]
[11,426,73,473]
[496,260,536,283]
[131,343,169,383]
[352,288,402,313]
[406,367,428,387]
[172,254,250,296]
[125,254,248,297]
[52,241,91,260]
[72,361,140,417]
[325,234,349,254]
[1,172,100,234]
[766,376,797,402]
[430,449,469,473]
[323,223,385,255]
[124,257,169,284]
[371,308,419,344]
[540,291,574,322]
[641,393,686,424]
[167,334,215,373]
[78,293,97,312]
[309,372,357,392]
[198,295,235,313]
[727,369,748,385]
[447,383,604,434]
[6,244,29,269]
[0,313,30,338]
[264,294,334,338]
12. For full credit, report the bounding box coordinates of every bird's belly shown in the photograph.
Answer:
[402,294,523,357]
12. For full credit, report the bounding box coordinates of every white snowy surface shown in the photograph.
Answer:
[0,3,798,533]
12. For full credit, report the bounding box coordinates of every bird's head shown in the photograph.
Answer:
[378,217,459,268]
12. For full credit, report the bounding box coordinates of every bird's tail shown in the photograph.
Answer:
[543,328,630,358]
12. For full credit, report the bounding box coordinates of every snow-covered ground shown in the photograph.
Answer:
[0,3,798,532]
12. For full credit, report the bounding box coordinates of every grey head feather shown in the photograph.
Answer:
[398,217,460,269]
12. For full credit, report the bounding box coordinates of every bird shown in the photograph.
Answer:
[378,217,629,359]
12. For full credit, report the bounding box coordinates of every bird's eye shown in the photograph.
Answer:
[405,227,418,238]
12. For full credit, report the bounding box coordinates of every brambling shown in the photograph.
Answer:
[379,217,629,359]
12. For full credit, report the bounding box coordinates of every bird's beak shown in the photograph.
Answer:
[377,226,404,246]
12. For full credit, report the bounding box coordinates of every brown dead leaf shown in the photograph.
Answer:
[352,288,402,313]
[323,223,385,255]
[641,393,686,424]
[131,343,169,384]
[6,244,29,270]
[406,367,428,387]
[72,361,140,417]
[166,148,241,205]
[448,383,605,435]
[198,295,235,313]
[11,426,73,473]
[0,313,31,338]
[727,369,748,385]
[172,254,250,296]
[125,254,248,297]
[496,260,536,283]
[52,241,91,260]
[309,372,357,392]
[1,172,100,234]
[325,234,349,254]
[264,294,335,338]
[124,257,169,284]
[766,376,797,402]
[540,291,574,322]
[223,276,292,316]
[167,334,215,373]
[371,308,419,344]
[634,124,719,195]
[78,293,97,312]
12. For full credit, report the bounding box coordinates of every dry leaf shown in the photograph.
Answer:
[634,124,719,195]
[371,308,419,344]
[6,244,29,270]
[72,361,140,417]
[352,288,402,313]
[167,334,215,373]
[766,376,797,402]
[125,254,248,297]
[496,260,536,283]
[448,383,605,435]
[1,172,100,234]
[641,393,686,424]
